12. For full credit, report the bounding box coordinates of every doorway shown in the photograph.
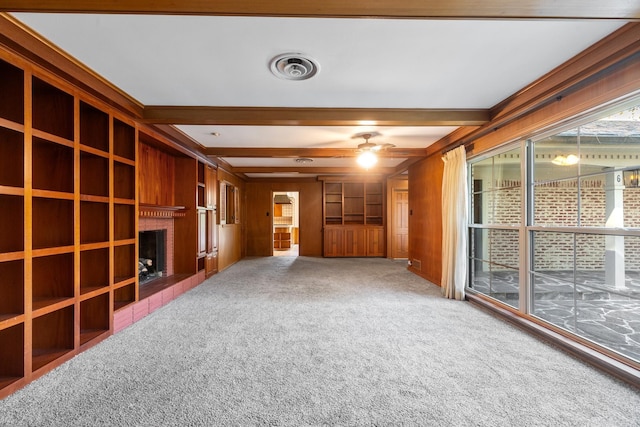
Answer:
[391,189,409,259]
[272,191,300,257]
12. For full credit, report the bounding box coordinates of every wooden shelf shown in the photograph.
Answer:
[80,101,109,153]
[0,260,24,320]
[114,204,135,240]
[114,161,135,200]
[32,137,74,193]
[80,248,109,293]
[0,59,24,125]
[32,77,73,140]
[0,323,24,390]
[113,119,135,161]
[32,306,74,371]
[0,195,23,253]
[80,152,109,197]
[32,253,74,308]
[32,197,73,249]
[114,244,135,283]
[113,283,136,311]
[80,201,109,244]
[0,127,23,188]
[79,293,109,345]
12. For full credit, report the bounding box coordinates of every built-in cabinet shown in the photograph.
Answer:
[0,56,136,398]
[322,179,385,257]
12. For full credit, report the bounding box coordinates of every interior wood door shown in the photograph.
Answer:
[391,189,409,258]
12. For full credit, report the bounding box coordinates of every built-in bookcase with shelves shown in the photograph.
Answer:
[0,54,137,398]
[322,178,386,257]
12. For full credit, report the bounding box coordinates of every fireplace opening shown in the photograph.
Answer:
[139,230,166,285]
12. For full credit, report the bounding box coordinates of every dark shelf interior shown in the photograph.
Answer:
[80,248,109,293]
[113,119,135,161]
[0,323,24,383]
[0,127,24,188]
[32,137,74,193]
[32,253,74,306]
[32,306,74,371]
[114,204,135,241]
[0,59,24,125]
[80,151,109,197]
[0,260,24,317]
[80,101,109,153]
[32,77,73,140]
[114,244,135,282]
[113,283,135,310]
[80,293,109,345]
[32,197,73,249]
[114,161,135,200]
[0,195,24,253]
[80,201,109,244]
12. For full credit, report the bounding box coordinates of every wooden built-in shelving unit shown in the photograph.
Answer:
[322,179,386,257]
[0,55,137,398]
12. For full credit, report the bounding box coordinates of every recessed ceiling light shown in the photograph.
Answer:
[270,53,319,81]
[210,132,221,137]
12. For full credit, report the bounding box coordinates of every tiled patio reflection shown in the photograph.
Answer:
[470,270,640,362]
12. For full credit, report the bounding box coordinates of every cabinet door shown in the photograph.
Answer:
[323,228,344,257]
[205,252,218,278]
[344,227,366,256]
[367,227,385,257]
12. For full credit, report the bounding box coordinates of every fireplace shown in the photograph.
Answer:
[139,230,166,285]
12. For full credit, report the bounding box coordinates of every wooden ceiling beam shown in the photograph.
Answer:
[143,106,489,126]
[2,0,639,19]
[204,147,427,158]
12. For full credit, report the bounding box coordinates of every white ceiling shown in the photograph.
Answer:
[12,13,625,177]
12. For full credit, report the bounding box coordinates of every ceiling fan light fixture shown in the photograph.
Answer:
[357,151,378,169]
[269,53,319,81]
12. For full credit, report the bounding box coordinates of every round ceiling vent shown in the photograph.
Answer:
[269,53,319,81]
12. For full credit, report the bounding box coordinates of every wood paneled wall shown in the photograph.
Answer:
[216,167,245,270]
[244,180,323,257]
[138,142,175,206]
[408,155,443,285]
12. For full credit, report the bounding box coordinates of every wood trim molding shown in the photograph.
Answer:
[231,166,396,175]
[143,106,489,127]
[2,0,639,19]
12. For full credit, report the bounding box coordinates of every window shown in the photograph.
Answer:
[468,103,640,364]
[469,146,522,309]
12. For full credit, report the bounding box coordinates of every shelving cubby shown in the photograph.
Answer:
[32,197,73,250]
[80,151,109,198]
[31,306,74,372]
[114,204,135,241]
[80,201,109,244]
[0,194,24,253]
[114,161,135,200]
[113,118,135,161]
[113,283,136,311]
[80,248,110,295]
[324,182,343,225]
[32,253,74,312]
[0,323,24,390]
[0,260,24,322]
[79,292,110,346]
[0,127,24,189]
[0,59,24,126]
[31,77,74,141]
[79,101,109,153]
[113,243,136,286]
[32,137,74,194]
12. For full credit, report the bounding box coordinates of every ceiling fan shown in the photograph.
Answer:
[353,133,395,169]
[354,132,396,152]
